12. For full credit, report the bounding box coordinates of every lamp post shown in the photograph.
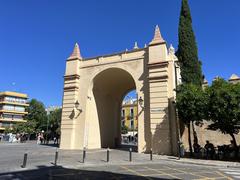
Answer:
[46,110,50,134]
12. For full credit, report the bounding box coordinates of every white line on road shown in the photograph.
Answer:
[225,172,240,175]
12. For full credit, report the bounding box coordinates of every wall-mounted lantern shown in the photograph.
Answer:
[139,96,144,109]
[69,100,82,119]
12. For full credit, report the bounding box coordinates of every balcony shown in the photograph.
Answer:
[0,109,28,115]
[0,101,29,107]
[0,118,27,123]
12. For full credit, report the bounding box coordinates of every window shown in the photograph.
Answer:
[13,115,23,119]
[121,109,125,119]
[130,108,134,119]
[2,122,11,127]
[3,114,13,119]
[14,106,25,112]
[121,120,125,127]
[130,119,134,129]
[4,96,26,104]
[2,105,14,111]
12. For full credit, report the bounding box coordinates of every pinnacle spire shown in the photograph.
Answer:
[68,43,82,60]
[149,25,165,45]
[133,42,139,49]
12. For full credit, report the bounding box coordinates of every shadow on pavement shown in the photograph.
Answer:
[0,166,167,180]
[39,143,59,148]
[118,144,138,152]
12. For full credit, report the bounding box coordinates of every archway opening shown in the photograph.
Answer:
[92,68,136,149]
[121,90,138,151]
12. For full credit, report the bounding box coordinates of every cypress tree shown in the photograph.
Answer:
[176,0,203,156]
[176,0,203,86]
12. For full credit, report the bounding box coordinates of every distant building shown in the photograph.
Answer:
[0,91,28,132]
[228,74,240,84]
[121,99,138,130]
[45,106,61,115]
[202,73,240,88]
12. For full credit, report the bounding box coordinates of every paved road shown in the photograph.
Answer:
[0,142,238,179]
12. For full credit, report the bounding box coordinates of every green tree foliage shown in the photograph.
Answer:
[176,84,207,155]
[4,127,13,134]
[176,0,203,86]
[48,108,62,136]
[121,125,128,134]
[26,99,47,132]
[206,78,240,151]
[12,121,36,134]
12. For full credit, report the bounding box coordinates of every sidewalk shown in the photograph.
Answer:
[158,155,240,168]
[0,142,239,174]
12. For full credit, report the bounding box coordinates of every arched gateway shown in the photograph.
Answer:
[60,26,181,155]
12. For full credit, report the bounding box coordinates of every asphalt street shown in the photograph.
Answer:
[0,142,239,180]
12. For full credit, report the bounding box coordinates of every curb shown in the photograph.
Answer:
[165,157,240,168]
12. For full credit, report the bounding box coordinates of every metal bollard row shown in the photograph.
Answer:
[20,146,156,167]
[150,148,153,161]
[129,148,132,162]
[107,147,110,162]
[21,152,28,168]
[82,147,86,163]
[54,148,59,166]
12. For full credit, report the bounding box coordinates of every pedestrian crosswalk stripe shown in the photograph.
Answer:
[225,172,240,175]
[219,168,240,179]
[220,169,240,172]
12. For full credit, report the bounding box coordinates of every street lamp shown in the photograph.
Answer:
[74,100,82,118]
[138,96,144,109]
[75,100,80,109]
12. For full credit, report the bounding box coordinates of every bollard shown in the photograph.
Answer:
[82,147,86,163]
[150,148,153,161]
[22,153,28,168]
[54,148,59,166]
[107,147,110,162]
[129,148,132,162]
[178,141,181,160]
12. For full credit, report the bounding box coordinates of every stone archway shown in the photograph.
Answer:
[89,68,136,148]
[60,26,181,155]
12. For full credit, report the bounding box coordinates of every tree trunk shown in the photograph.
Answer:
[192,121,198,144]
[230,133,238,158]
[187,123,193,156]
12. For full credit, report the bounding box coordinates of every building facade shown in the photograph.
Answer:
[0,91,28,132]
[121,99,138,131]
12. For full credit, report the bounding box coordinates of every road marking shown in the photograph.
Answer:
[216,171,233,180]
[193,178,225,180]
[165,166,210,179]
[120,166,153,180]
[144,166,181,179]
[218,169,240,179]
[219,169,240,172]
[225,172,240,175]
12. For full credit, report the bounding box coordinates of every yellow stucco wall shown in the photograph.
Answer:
[121,103,138,130]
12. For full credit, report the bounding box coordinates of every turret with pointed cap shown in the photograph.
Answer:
[148,25,168,64]
[149,25,165,45]
[229,74,240,84]
[229,74,240,80]
[68,43,82,60]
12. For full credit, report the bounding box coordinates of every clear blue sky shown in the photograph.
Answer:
[0,0,239,107]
